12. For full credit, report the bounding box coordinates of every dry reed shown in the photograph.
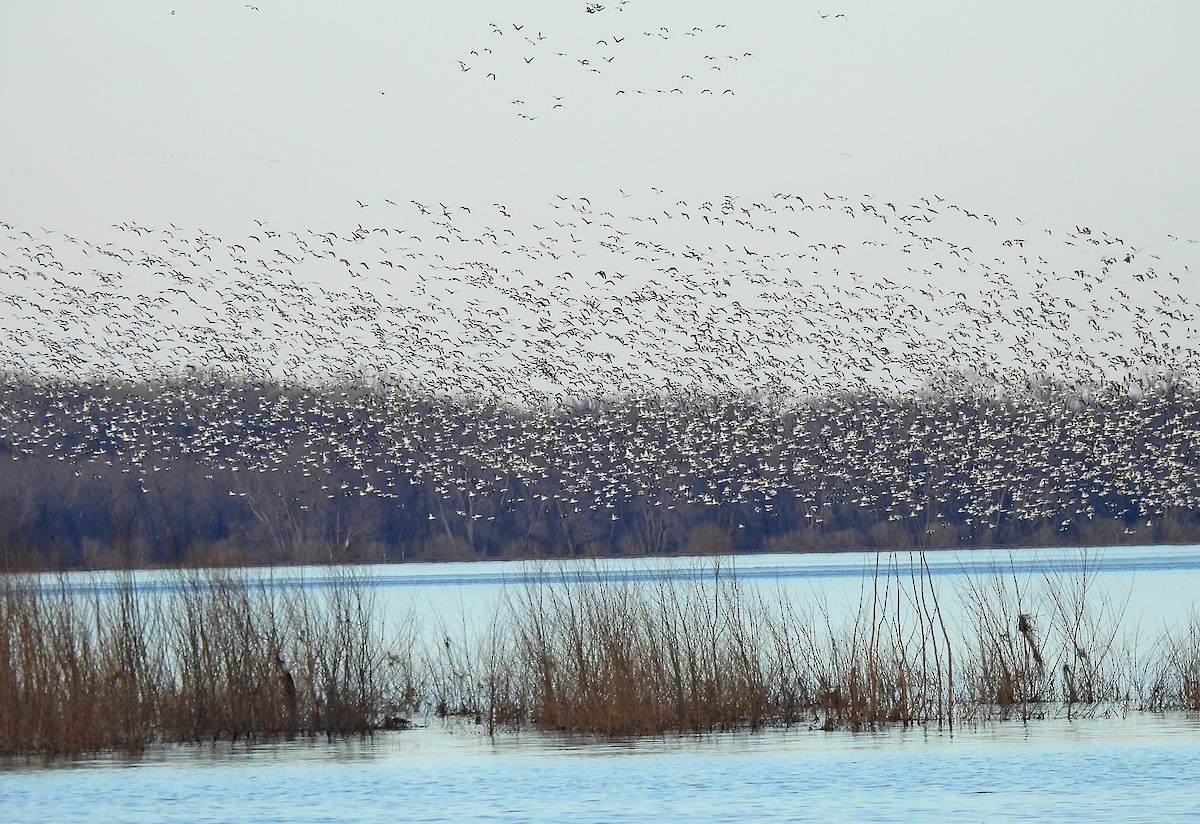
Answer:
[955,551,1143,721]
[5,551,1199,756]
[428,551,1195,736]
[426,554,958,735]
[1145,610,1200,712]
[0,568,419,756]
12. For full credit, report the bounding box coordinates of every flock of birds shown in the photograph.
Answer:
[457,9,752,119]
[2,188,1194,402]
[0,3,1196,549]
[1,186,1197,538]
[0,344,1195,544]
[451,3,847,119]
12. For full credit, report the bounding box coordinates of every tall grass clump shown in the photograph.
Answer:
[504,562,775,735]
[426,603,525,735]
[0,568,420,756]
[0,574,162,755]
[956,551,1141,721]
[427,562,778,735]
[429,553,957,735]
[163,569,298,741]
[161,567,420,741]
[785,551,955,731]
[957,564,1054,720]
[1145,610,1200,712]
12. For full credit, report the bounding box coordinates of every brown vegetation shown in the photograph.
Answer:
[1145,610,1200,713]
[3,553,1199,757]
[425,553,1196,736]
[0,569,418,756]
[474,555,955,734]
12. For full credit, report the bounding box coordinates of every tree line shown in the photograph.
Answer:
[0,373,1197,570]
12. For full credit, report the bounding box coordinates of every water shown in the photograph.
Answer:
[364,543,1200,632]
[3,717,1198,822]
[53,543,1200,638]
[4,544,1199,822]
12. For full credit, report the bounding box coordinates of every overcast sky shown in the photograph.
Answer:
[3,1,1198,237]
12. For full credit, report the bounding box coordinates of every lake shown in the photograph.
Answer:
[58,543,1200,639]
[3,714,1198,822]
[3,544,1198,822]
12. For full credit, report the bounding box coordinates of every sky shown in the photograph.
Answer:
[2,1,1199,236]
[1,2,1198,400]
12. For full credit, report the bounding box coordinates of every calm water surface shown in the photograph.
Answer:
[3,716,1198,823]
[58,543,1200,639]
[6,545,1199,822]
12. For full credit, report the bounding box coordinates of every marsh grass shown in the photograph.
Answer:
[0,568,419,756]
[795,551,956,731]
[428,551,1197,736]
[958,563,1054,719]
[5,552,1199,756]
[956,551,1144,721]
[426,601,525,734]
[1145,610,1200,712]
[426,554,959,735]
[495,563,774,735]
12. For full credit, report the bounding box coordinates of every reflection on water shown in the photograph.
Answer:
[3,716,1199,823]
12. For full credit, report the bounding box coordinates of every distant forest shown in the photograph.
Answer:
[0,373,1197,570]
